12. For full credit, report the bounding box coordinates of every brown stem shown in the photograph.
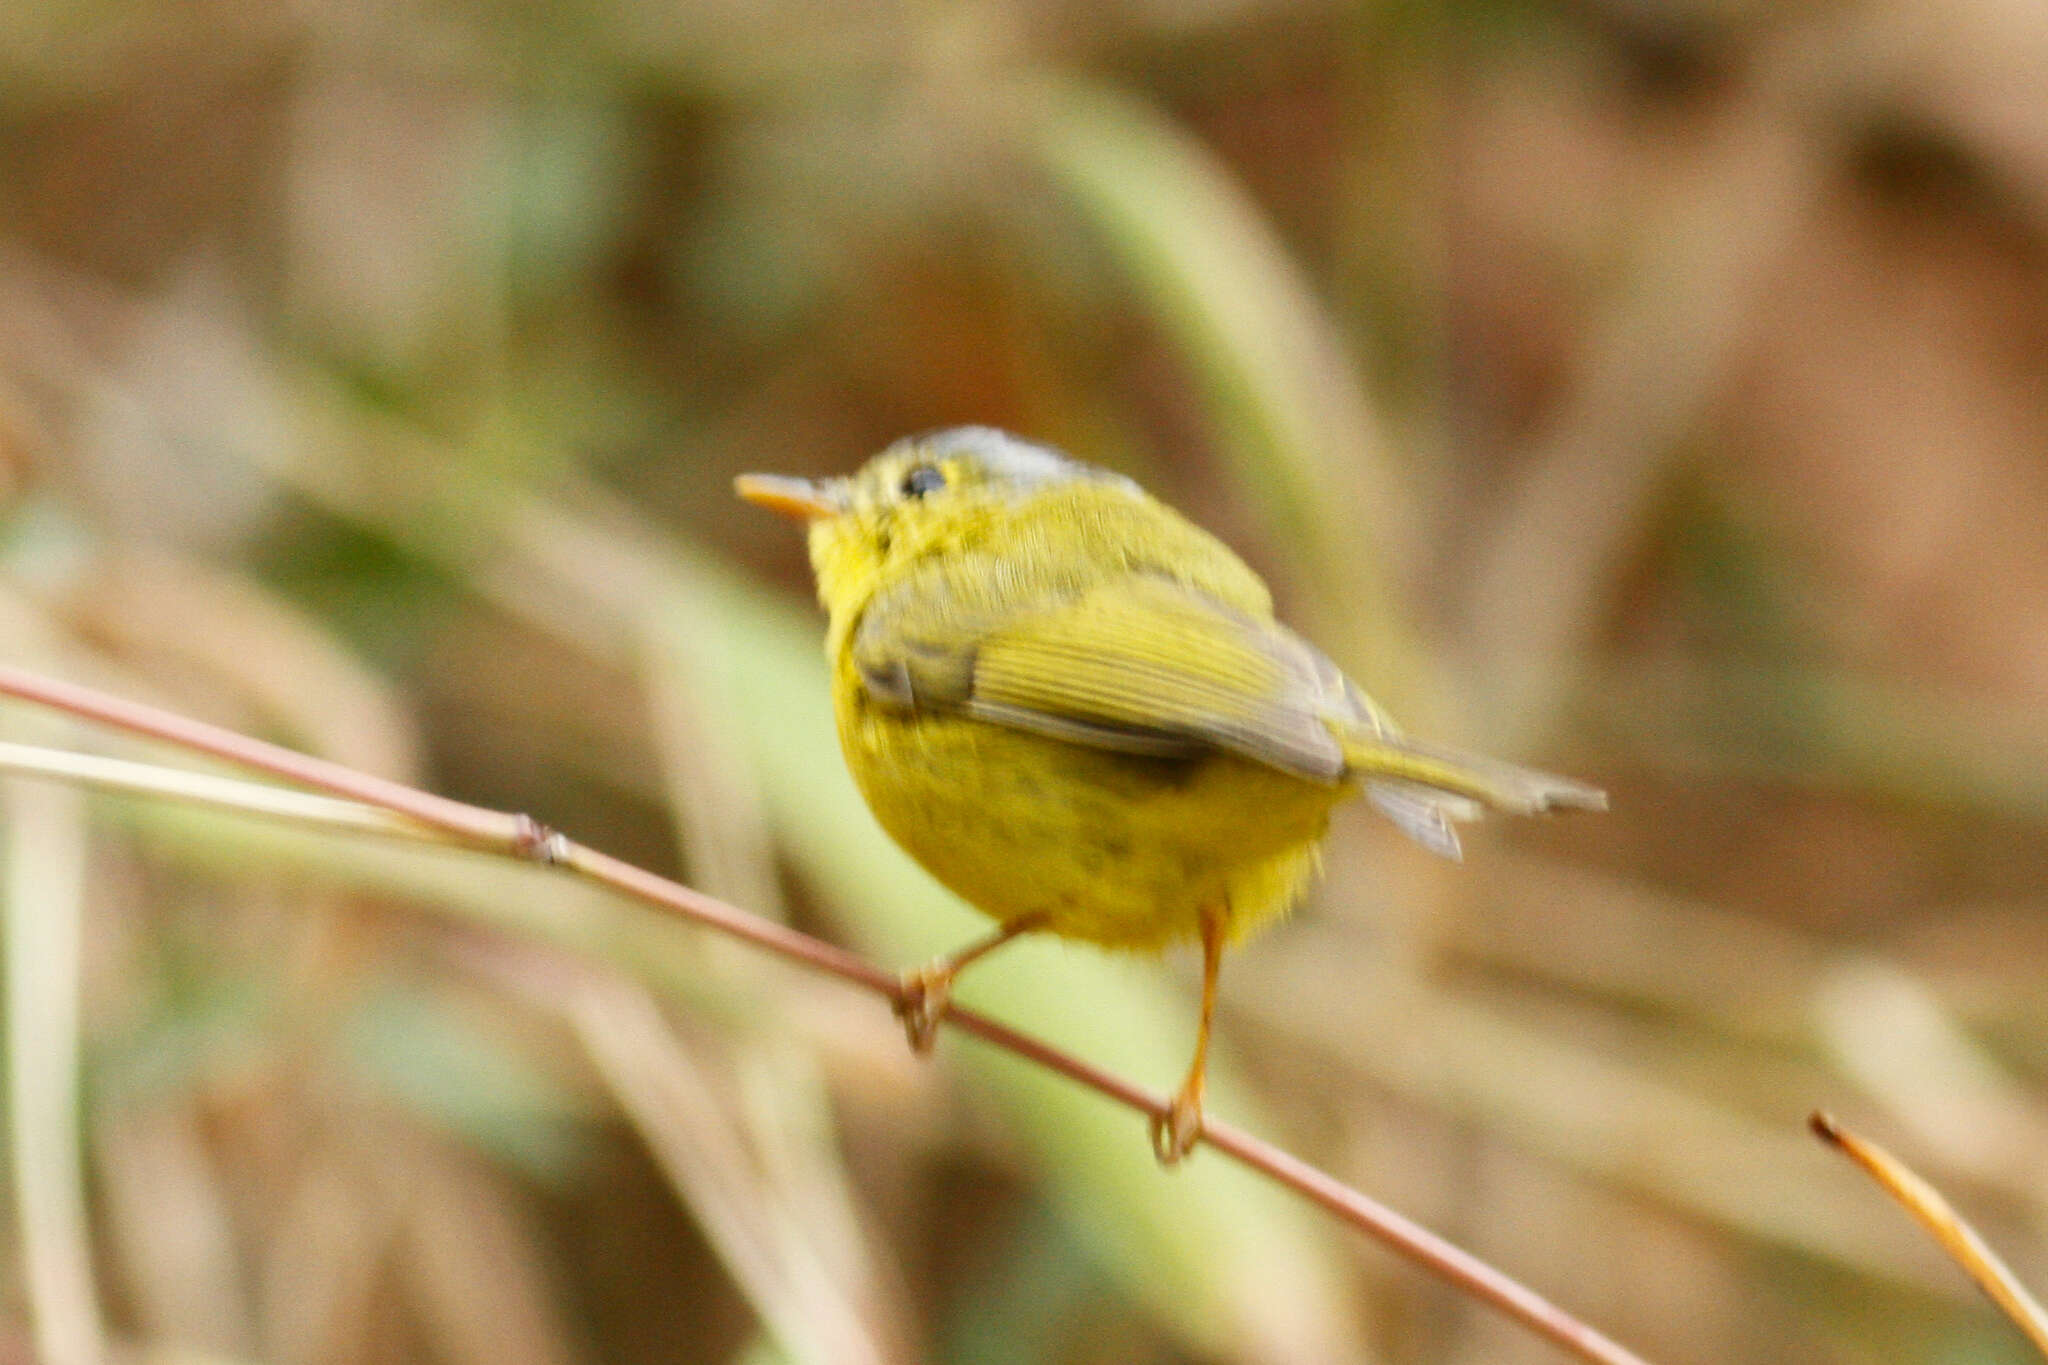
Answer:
[0,664,1657,1365]
[1811,1112,2048,1358]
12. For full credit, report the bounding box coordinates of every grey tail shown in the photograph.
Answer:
[1367,780,1480,861]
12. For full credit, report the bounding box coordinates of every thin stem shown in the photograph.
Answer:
[1811,1112,2048,1358]
[0,741,424,839]
[0,664,1657,1365]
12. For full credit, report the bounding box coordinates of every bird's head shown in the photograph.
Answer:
[737,426,1133,618]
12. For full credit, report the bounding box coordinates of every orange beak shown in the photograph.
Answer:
[734,473,845,521]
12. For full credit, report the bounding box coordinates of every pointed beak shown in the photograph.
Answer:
[734,473,844,521]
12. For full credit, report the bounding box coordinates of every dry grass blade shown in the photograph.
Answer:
[3,778,105,1365]
[1810,1112,2048,1358]
[0,741,427,839]
[1032,79,1410,560]
[569,969,894,1365]
[466,936,896,1365]
[0,665,1662,1365]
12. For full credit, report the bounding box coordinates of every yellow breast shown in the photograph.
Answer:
[832,659,1345,952]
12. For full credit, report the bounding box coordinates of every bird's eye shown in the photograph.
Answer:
[899,465,946,499]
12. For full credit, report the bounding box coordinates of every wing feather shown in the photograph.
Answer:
[856,573,1350,782]
[849,561,1599,859]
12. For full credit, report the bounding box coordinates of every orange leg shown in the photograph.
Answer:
[1152,904,1226,1165]
[896,913,1048,1053]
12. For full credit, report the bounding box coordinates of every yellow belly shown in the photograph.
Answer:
[836,687,1348,952]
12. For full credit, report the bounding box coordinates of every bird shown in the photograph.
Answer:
[738,426,1605,1162]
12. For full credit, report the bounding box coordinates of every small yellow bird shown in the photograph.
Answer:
[740,427,1604,1162]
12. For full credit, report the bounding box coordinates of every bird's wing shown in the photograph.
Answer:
[852,572,1350,782]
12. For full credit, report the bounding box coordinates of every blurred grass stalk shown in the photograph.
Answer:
[4,775,105,1365]
[0,741,428,839]
[1023,77,1430,714]
[561,969,893,1365]
[1452,33,1826,748]
[1816,958,2048,1204]
[638,593,909,1362]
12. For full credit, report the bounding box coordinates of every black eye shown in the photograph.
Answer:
[900,465,946,498]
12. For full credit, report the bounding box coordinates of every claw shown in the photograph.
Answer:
[894,964,953,1054]
[890,916,1046,1057]
[1150,1081,1205,1166]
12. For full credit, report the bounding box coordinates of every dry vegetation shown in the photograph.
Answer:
[0,0,2046,1362]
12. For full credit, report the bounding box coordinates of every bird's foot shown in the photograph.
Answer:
[1149,1079,1205,1166]
[894,963,954,1055]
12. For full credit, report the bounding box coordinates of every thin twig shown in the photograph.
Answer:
[1811,1112,2048,1358]
[0,664,1657,1365]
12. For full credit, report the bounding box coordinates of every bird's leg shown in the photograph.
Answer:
[1152,904,1226,1166]
[896,913,1048,1054]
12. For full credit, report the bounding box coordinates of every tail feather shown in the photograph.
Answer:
[1344,732,1606,858]
[1367,781,1470,861]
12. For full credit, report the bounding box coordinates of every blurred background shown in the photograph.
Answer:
[0,0,2044,1361]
